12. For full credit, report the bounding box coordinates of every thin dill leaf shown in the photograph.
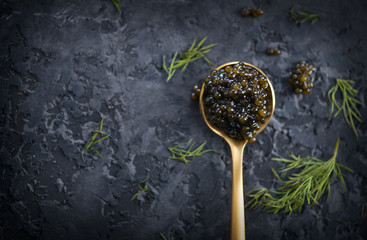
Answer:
[201,43,218,50]
[328,85,339,118]
[338,164,353,173]
[130,191,142,202]
[160,233,167,240]
[200,148,222,155]
[335,164,346,188]
[272,158,293,163]
[92,148,103,158]
[188,38,197,51]
[81,152,86,161]
[138,174,150,184]
[92,135,110,145]
[271,168,282,181]
[85,133,98,148]
[164,52,178,82]
[111,0,121,13]
[186,140,197,153]
[162,56,168,73]
[99,116,105,131]
[196,37,207,48]
[170,52,178,68]
[350,105,363,121]
[202,55,213,66]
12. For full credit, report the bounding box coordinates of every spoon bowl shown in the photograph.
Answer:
[199,61,275,240]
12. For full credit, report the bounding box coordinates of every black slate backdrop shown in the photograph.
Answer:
[1,0,367,239]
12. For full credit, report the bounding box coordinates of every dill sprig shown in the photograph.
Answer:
[245,138,353,214]
[111,0,121,13]
[130,174,150,202]
[328,78,363,137]
[289,7,321,24]
[163,37,217,82]
[81,116,110,161]
[167,139,221,164]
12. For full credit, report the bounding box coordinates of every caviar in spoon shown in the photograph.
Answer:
[199,61,275,240]
[202,62,273,143]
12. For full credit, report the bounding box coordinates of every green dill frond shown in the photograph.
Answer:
[245,138,353,214]
[163,37,217,82]
[328,78,363,136]
[289,6,321,24]
[167,139,221,164]
[130,174,150,202]
[81,116,110,161]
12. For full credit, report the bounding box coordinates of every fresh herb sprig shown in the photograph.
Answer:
[328,78,363,137]
[111,0,122,13]
[163,37,217,82]
[167,139,221,164]
[245,138,353,214]
[130,174,150,202]
[81,116,110,161]
[289,7,321,24]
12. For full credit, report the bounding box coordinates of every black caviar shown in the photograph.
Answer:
[203,62,272,143]
[288,61,316,95]
[266,48,280,56]
[252,9,264,18]
[240,8,264,18]
[191,85,201,100]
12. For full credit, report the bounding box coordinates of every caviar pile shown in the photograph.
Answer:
[240,8,264,18]
[288,61,316,95]
[266,48,280,56]
[203,62,272,143]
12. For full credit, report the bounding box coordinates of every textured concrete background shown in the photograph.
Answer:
[1,0,366,239]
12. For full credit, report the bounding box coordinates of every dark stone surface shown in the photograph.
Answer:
[1,0,366,239]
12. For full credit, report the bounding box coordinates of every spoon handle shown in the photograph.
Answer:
[230,143,246,240]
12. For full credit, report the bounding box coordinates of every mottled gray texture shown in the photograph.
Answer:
[0,0,366,239]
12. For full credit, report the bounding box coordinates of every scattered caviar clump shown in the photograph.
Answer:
[288,61,316,95]
[203,62,272,143]
[240,8,263,18]
[191,85,201,100]
[266,48,280,56]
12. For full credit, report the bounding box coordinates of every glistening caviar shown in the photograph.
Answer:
[202,62,272,143]
[288,61,316,95]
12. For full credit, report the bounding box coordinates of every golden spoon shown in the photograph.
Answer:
[199,61,275,240]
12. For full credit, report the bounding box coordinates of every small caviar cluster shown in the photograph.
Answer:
[288,61,316,95]
[240,8,264,18]
[191,85,201,100]
[203,62,272,143]
[266,48,280,56]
